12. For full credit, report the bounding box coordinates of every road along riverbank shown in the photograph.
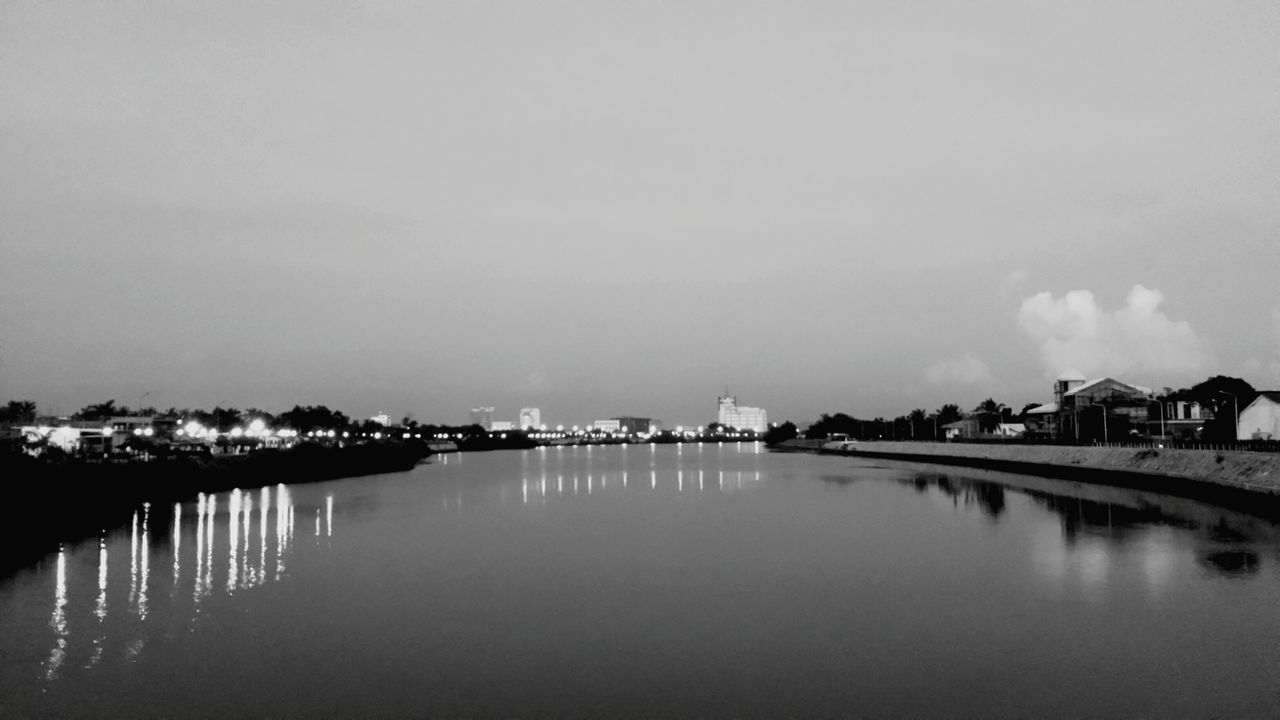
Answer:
[779,439,1280,513]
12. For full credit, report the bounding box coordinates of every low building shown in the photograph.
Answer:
[613,417,655,434]
[1238,392,1280,440]
[491,421,515,432]
[592,419,621,432]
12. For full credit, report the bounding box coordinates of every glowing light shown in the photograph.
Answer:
[138,504,150,619]
[46,547,68,680]
[248,418,266,434]
[326,495,333,538]
[195,494,206,601]
[173,503,182,585]
[228,489,241,593]
[230,427,244,438]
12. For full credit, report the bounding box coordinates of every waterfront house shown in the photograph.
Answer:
[1045,372,1153,441]
[1237,392,1280,440]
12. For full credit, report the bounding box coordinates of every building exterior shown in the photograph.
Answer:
[1156,399,1211,440]
[592,419,621,432]
[491,421,515,432]
[370,413,390,427]
[613,417,655,434]
[518,408,542,430]
[1237,392,1280,440]
[1056,375,1152,441]
[717,395,768,432]
[469,406,495,431]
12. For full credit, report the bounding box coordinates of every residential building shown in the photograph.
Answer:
[717,395,768,432]
[1238,392,1280,440]
[1056,375,1152,441]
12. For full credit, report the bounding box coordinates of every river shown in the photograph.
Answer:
[3,442,1279,718]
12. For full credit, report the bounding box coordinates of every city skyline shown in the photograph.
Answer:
[2,2,1278,426]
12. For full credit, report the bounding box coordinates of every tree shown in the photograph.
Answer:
[75,400,118,420]
[908,408,927,440]
[936,404,962,426]
[1182,376,1257,440]
[1,400,37,423]
[804,413,860,439]
[763,421,798,446]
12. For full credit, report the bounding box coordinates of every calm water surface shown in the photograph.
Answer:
[3,443,1280,718]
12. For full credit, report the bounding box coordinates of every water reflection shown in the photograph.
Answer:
[34,483,315,681]
[45,547,67,680]
[902,471,1277,581]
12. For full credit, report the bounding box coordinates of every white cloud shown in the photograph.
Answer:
[926,352,993,384]
[1017,285,1213,379]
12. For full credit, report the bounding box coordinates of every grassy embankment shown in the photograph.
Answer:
[780,439,1280,512]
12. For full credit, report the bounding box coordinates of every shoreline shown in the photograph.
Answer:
[779,439,1280,514]
[1,442,429,576]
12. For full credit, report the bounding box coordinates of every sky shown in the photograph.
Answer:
[2,1,1278,427]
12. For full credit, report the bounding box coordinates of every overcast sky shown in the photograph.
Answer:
[2,1,1278,427]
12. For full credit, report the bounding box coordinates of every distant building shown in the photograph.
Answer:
[592,419,621,432]
[717,395,768,432]
[1238,392,1280,440]
[491,421,515,432]
[370,413,390,427]
[519,408,542,430]
[1041,372,1152,441]
[470,406,495,431]
[613,417,655,434]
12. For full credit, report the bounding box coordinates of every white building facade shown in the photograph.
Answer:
[1238,392,1280,440]
[717,395,768,432]
[519,408,542,430]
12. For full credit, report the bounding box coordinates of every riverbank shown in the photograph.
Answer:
[778,439,1280,512]
[1,441,430,575]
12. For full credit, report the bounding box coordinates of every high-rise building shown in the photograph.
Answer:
[717,395,768,432]
[470,406,495,431]
[519,408,542,430]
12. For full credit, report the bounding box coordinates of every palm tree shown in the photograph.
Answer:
[76,400,118,420]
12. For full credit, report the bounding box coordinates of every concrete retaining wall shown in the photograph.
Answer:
[789,440,1280,497]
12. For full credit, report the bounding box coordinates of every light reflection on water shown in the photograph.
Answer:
[5,445,1280,719]
[25,483,304,682]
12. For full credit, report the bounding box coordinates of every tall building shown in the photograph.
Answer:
[717,395,768,432]
[469,406,495,431]
[519,408,542,430]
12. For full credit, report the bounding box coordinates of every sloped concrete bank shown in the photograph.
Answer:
[784,440,1280,512]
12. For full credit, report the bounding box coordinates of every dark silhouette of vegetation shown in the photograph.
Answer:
[763,421,798,446]
[1,400,37,423]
